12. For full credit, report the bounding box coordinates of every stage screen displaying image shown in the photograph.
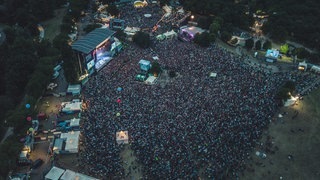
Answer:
[95,41,113,71]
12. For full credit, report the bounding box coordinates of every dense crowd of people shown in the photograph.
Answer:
[78,38,320,179]
[77,2,320,179]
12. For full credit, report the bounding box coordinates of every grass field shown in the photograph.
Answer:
[241,88,320,180]
[41,8,67,42]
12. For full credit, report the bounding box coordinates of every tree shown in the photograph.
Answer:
[292,47,310,59]
[115,29,127,42]
[220,31,231,42]
[209,20,221,34]
[132,31,151,48]
[262,40,272,50]
[245,39,254,49]
[149,62,161,75]
[83,24,102,33]
[255,40,261,50]
[280,44,289,54]
[106,4,119,16]
[194,32,211,47]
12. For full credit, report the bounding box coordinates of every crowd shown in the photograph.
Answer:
[77,2,320,180]
[78,38,320,179]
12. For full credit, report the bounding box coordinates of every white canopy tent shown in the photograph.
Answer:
[45,166,65,180]
[60,131,80,153]
[116,131,129,144]
[67,84,81,95]
[60,169,76,180]
[311,65,320,73]
[145,76,157,84]
[61,101,81,114]
[69,118,80,127]
[298,61,307,71]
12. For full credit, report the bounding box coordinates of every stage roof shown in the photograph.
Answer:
[71,28,116,54]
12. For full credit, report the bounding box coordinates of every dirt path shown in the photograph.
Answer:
[120,145,143,179]
[0,127,13,144]
[241,88,320,180]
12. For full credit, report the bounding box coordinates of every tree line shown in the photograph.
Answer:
[0,0,87,178]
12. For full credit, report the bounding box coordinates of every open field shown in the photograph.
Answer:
[242,88,320,180]
[41,8,67,42]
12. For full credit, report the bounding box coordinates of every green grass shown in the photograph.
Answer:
[42,8,67,42]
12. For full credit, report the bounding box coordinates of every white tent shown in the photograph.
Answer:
[60,169,99,180]
[124,27,140,36]
[145,76,157,84]
[60,131,80,153]
[209,72,217,78]
[311,65,320,73]
[74,173,99,180]
[67,84,81,95]
[69,118,80,127]
[45,166,65,180]
[298,61,307,71]
[116,131,129,144]
[157,30,177,40]
[284,96,298,107]
[61,101,81,114]
[60,169,76,180]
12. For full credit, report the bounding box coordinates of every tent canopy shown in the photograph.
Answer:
[67,84,81,95]
[45,166,65,180]
[60,131,80,153]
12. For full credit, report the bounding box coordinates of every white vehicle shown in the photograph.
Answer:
[52,71,60,79]
[54,65,62,72]
[47,83,58,90]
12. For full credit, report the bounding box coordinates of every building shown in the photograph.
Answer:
[179,26,205,41]
[71,28,122,79]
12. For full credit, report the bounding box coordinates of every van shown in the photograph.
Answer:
[53,65,62,72]
[31,158,44,169]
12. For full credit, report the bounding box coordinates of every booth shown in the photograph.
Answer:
[45,166,65,180]
[139,59,151,71]
[67,84,81,96]
[116,131,129,144]
[60,100,82,114]
[298,61,307,71]
[265,49,279,63]
[311,65,320,73]
[60,131,80,153]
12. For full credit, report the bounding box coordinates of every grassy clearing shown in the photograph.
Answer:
[41,8,67,42]
[241,88,320,180]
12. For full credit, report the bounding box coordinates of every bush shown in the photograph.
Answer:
[245,39,254,49]
[255,40,261,50]
[149,62,161,75]
[132,31,151,48]
[194,32,211,47]
[220,31,232,42]
[293,47,310,59]
[263,40,272,50]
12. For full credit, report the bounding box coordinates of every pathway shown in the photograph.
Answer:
[120,145,143,179]
[299,77,320,95]
[0,127,14,144]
